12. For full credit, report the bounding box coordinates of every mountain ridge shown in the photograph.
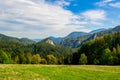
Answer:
[58,25,120,48]
[0,33,35,45]
[1,25,120,48]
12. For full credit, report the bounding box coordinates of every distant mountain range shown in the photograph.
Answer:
[49,28,106,43]
[33,39,42,42]
[89,28,106,34]
[0,25,120,48]
[49,37,63,43]
[65,32,89,39]
[48,28,106,45]
[0,34,35,45]
[32,28,108,43]
[58,25,120,48]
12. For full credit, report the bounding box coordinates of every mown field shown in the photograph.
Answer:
[0,64,120,80]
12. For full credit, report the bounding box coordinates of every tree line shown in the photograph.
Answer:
[72,32,120,65]
[0,32,120,65]
[0,40,73,64]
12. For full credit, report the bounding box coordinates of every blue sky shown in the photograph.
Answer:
[0,0,120,39]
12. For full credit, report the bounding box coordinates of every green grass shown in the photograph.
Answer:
[0,64,120,80]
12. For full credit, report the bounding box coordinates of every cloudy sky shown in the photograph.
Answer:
[0,0,120,39]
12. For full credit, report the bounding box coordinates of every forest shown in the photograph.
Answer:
[0,32,120,65]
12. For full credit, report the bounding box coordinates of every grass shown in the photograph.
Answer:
[0,64,120,80]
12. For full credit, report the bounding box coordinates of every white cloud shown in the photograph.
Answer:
[81,10,106,21]
[0,0,108,39]
[54,0,70,7]
[95,0,120,9]
[0,0,88,39]
[78,10,107,26]
[95,0,115,6]
[109,2,120,8]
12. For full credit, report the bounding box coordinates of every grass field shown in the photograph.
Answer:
[0,64,120,80]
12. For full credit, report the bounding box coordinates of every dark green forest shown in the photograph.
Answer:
[73,32,120,65]
[0,32,120,65]
[0,38,73,64]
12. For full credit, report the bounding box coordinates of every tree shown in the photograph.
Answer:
[79,53,87,65]
[116,44,120,64]
[18,50,26,64]
[41,58,47,64]
[112,47,117,56]
[46,54,57,64]
[117,44,120,55]
[93,58,99,65]
[58,56,64,64]
[100,48,113,65]
[14,56,19,64]
[112,47,118,64]
[26,53,32,64]
[32,54,41,64]
[64,55,72,64]
[0,50,10,64]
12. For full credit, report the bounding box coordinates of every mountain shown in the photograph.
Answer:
[112,25,120,32]
[43,38,55,46]
[0,33,35,45]
[49,36,63,43]
[35,38,73,57]
[40,38,55,46]
[89,28,106,34]
[0,33,20,43]
[49,32,88,44]
[59,35,90,48]
[59,25,120,48]
[65,32,88,39]
[19,38,35,45]
[33,39,42,42]
[56,32,89,48]
[1,25,120,48]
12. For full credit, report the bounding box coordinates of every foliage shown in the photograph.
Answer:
[1,32,120,65]
[76,32,120,65]
[41,58,47,64]
[32,54,41,64]
[26,53,32,64]
[46,54,57,64]
[0,50,10,64]
[100,48,113,65]
[0,38,73,64]
[79,53,87,65]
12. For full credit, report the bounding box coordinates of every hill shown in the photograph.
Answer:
[0,33,35,45]
[35,38,73,58]
[72,32,120,65]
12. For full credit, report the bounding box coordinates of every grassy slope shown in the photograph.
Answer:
[0,64,120,80]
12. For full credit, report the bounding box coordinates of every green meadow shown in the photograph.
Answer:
[0,64,120,80]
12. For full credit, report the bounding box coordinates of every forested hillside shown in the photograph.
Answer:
[72,32,120,65]
[59,25,120,48]
[0,26,120,65]
[0,38,73,64]
[0,34,35,45]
